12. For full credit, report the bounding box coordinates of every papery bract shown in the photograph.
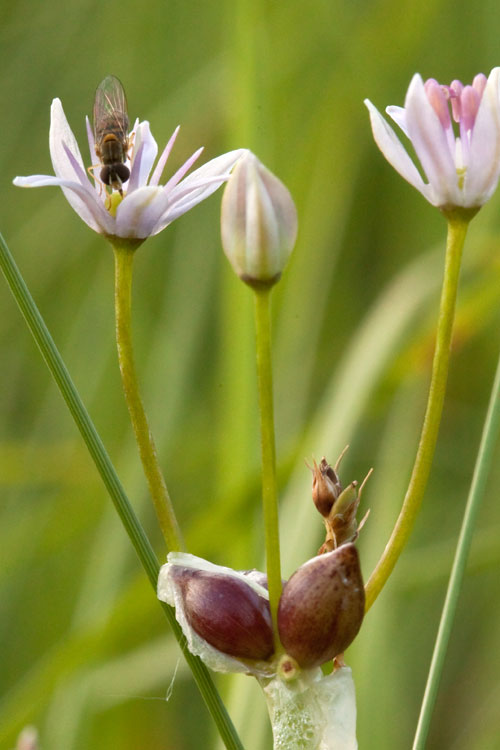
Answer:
[365,69,500,210]
[262,666,358,750]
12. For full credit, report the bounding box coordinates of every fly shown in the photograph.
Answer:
[93,75,130,195]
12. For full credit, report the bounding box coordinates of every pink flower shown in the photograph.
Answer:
[365,70,500,209]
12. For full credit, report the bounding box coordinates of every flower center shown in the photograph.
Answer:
[106,190,124,217]
[424,74,487,173]
[425,75,487,130]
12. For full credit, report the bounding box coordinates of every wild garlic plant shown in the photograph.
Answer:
[4,70,500,749]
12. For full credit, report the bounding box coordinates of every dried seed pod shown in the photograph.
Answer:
[277,544,365,668]
[311,456,343,517]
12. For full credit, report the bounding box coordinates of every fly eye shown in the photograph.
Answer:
[115,164,130,183]
[100,166,112,185]
[100,164,130,188]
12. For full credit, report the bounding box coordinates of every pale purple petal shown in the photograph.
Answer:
[50,99,86,180]
[166,149,246,196]
[85,115,100,184]
[13,174,113,233]
[151,149,248,233]
[465,67,500,205]
[48,99,109,227]
[151,179,226,233]
[386,105,408,136]
[364,100,433,202]
[162,147,204,193]
[86,116,96,166]
[127,121,158,192]
[149,126,180,186]
[404,74,460,205]
[114,185,168,238]
[62,142,96,192]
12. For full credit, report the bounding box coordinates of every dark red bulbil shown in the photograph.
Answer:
[277,543,365,668]
[171,567,275,661]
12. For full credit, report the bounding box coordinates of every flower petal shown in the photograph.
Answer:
[115,185,168,238]
[162,147,204,194]
[364,99,433,201]
[149,149,247,234]
[403,74,460,206]
[149,126,180,186]
[13,174,113,233]
[50,99,86,179]
[166,149,247,208]
[85,115,100,185]
[386,105,408,136]
[127,121,158,192]
[48,99,112,230]
[465,67,500,205]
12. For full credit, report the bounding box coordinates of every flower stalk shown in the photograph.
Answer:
[113,241,183,551]
[365,213,469,610]
[254,286,283,648]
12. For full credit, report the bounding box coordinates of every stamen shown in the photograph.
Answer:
[449,80,464,122]
[424,78,451,127]
[460,86,480,131]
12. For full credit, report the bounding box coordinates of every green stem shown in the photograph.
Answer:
[113,243,183,551]
[253,287,282,649]
[412,341,500,749]
[364,215,469,611]
[0,231,244,750]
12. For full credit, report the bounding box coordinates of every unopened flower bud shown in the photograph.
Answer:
[158,553,275,675]
[15,727,39,750]
[220,151,298,288]
[277,544,365,668]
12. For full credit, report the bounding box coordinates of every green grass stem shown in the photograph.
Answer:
[412,339,500,749]
[0,231,244,750]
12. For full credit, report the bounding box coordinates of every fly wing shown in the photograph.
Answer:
[93,75,129,144]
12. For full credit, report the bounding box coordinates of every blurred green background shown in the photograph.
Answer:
[1,0,500,748]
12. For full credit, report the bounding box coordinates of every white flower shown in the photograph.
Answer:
[14,98,246,240]
[365,69,500,209]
